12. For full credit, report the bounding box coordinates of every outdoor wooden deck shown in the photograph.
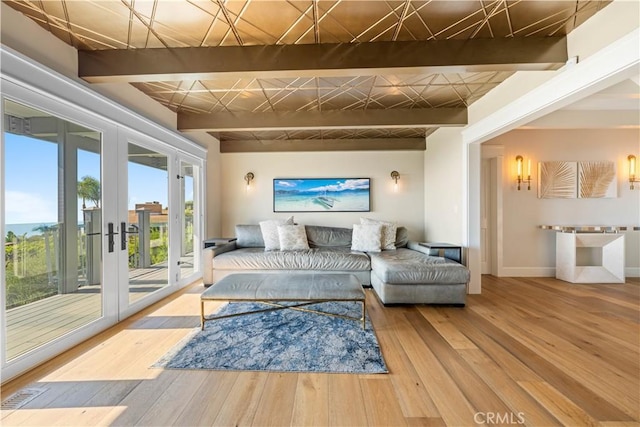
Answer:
[5,258,194,361]
[6,293,101,360]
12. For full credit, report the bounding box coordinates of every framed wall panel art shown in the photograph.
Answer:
[273,178,371,212]
[538,160,617,199]
[578,161,616,198]
[537,161,577,199]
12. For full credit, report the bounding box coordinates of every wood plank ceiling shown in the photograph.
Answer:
[4,0,610,151]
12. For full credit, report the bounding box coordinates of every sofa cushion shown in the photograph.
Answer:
[278,224,310,251]
[351,223,382,252]
[305,225,353,248]
[235,224,265,248]
[212,247,371,271]
[369,248,470,284]
[395,227,409,248]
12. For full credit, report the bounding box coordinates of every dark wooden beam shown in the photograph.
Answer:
[78,37,567,83]
[179,108,466,132]
[219,138,426,152]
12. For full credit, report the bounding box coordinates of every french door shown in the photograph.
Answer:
[1,84,203,381]
[177,159,201,283]
[1,88,118,378]
[116,132,203,317]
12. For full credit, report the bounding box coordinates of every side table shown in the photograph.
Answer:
[203,237,237,249]
[539,225,639,284]
[419,242,463,264]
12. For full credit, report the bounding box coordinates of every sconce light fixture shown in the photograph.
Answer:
[629,155,639,189]
[515,155,531,191]
[244,172,254,191]
[390,171,400,192]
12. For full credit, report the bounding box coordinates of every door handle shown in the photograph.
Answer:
[121,222,139,250]
[106,222,118,253]
[120,222,136,251]
[121,222,127,250]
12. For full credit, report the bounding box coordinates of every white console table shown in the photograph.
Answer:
[540,225,640,284]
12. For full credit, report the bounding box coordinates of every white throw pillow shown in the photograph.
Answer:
[260,216,294,251]
[351,223,382,252]
[278,224,309,251]
[361,218,397,250]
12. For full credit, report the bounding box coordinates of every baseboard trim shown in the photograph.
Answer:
[497,267,639,278]
[625,267,640,278]
[499,267,556,277]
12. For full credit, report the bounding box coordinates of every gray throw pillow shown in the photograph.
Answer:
[235,224,265,248]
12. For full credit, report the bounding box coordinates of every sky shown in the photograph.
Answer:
[4,133,172,225]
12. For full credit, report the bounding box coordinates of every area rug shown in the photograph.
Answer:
[154,301,387,374]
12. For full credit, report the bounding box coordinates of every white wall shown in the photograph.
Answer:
[219,151,425,240]
[568,0,640,60]
[424,128,465,244]
[205,137,223,237]
[487,129,640,276]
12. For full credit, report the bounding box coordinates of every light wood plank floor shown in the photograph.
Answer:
[1,276,638,426]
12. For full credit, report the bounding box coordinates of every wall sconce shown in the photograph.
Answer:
[244,172,254,191]
[390,171,400,192]
[629,155,639,189]
[515,155,531,191]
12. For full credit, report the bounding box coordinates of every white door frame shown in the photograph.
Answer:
[481,145,504,276]
[1,45,207,382]
[0,79,119,381]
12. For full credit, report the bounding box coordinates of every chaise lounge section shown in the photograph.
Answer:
[368,242,468,305]
[203,224,470,305]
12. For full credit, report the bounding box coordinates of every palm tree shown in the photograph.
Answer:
[78,176,101,209]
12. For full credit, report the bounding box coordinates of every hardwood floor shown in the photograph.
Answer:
[1,276,638,426]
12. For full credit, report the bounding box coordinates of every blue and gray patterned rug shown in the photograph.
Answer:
[154,301,387,374]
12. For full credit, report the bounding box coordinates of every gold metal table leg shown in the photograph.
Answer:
[200,300,205,330]
[362,299,366,329]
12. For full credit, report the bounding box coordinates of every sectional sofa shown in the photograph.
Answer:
[203,224,470,305]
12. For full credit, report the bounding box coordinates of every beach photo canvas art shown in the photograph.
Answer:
[274,178,370,212]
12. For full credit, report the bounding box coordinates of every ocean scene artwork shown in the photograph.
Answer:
[274,178,370,212]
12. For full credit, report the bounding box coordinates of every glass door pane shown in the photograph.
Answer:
[3,99,102,360]
[178,161,197,280]
[126,143,169,304]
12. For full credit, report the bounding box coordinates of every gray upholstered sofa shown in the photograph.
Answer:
[203,224,469,305]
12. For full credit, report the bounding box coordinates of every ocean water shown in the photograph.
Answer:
[5,222,62,237]
[274,191,370,212]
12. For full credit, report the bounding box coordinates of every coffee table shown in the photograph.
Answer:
[200,273,366,330]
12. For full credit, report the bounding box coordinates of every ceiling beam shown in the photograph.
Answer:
[220,138,426,152]
[78,37,567,83]
[178,108,467,132]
